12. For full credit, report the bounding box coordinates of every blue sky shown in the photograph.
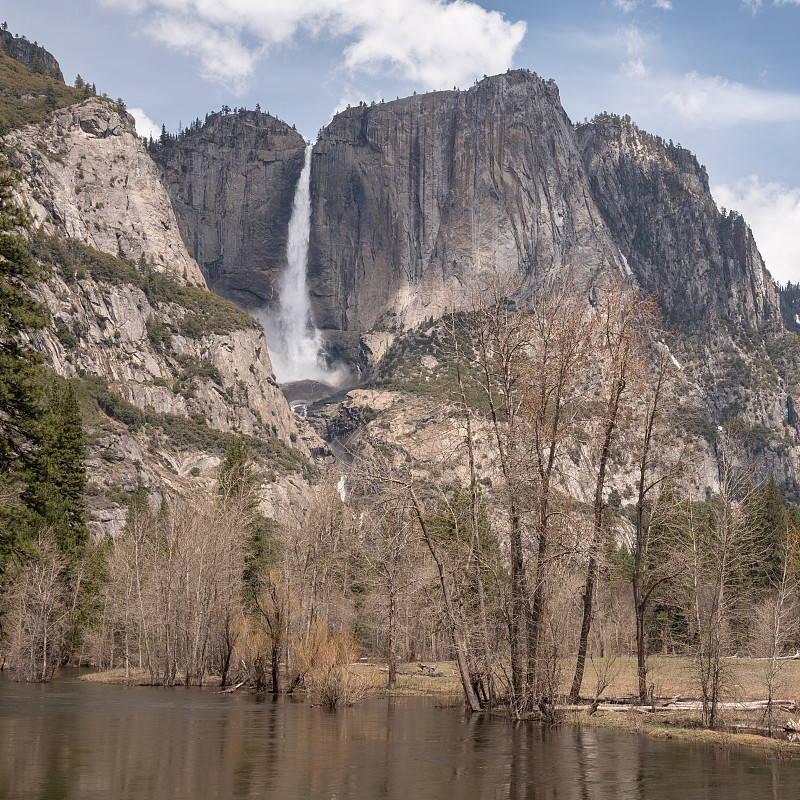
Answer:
[5,0,800,283]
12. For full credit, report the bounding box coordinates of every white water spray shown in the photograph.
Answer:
[259,144,346,385]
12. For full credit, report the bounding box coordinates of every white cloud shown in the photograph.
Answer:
[621,25,647,57]
[613,24,653,77]
[148,15,259,93]
[713,177,800,284]
[611,0,672,11]
[744,0,763,11]
[661,72,800,126]
[774,0,800,5]
[99,0,526,93]
[621,58,649,78]
[129,107,161,140]
[340,1,525,88]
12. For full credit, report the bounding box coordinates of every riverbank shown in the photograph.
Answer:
[573,709,800,756]
[81,655,800,754]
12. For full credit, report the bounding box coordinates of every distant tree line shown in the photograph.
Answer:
[144,104,294,152]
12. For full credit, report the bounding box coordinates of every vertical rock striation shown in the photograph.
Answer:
[308,71,621,360]
[152,111,307,308]
[575,114,780,334]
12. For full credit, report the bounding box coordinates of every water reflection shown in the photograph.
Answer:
[1,673,798,799]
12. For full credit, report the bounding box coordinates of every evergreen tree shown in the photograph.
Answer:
[744,476,793,587]
[22,381,88,560]
[0,154,48,573]
[124,481,152,538]
[0,154,47,474]
[217,436,258,501]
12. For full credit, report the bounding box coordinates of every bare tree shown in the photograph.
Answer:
[245,566,293,692]
[354,448,482,712]
[515,283,595,707]
[97,489,251,686]
[752,521,798,735]
[359,505,417,690]
[570,282,660,701]
[7,527,71,681]
[446,312,498,706]
[629,352,687,702]
[470,275,531,706]
[684,425,756,728]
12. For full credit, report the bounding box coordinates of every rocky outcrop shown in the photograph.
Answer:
[573,114,800,488]
[0,29,63,81]
[308,71,621,360]
[152,111,307,307]
[31,269,303,444]
[4,95,327,536]
[24,247,323,536]
[576,114,780,334]
[8,97,206,286]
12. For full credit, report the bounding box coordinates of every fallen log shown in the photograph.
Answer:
[724,651,800,661]
[215,681,246,695]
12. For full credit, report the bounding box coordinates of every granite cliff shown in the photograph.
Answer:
[152,111,306,308]
[308,71,621,362]
[576,114,798,478]
[5,80,321,535]
[150,71,800,489]
[576,113,779,334]
[0,28,63,81]
[8,97,206,286]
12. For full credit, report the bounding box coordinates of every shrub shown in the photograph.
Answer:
[295,622,366,708]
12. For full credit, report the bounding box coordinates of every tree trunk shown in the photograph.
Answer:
[388,583,397,691]
[408,488,482,713]
[571,381,623,702]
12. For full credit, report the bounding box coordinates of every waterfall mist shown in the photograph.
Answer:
[258,144,348,386]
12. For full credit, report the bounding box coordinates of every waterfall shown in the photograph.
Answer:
[259,144,345,385]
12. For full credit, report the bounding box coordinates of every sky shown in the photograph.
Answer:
[4,0,799,284]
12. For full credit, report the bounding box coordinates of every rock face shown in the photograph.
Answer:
[576,114,780,334]
[8,97,206,286]
[308,71,622,361]
[5,95,325,536]
[576,115,799,474]
[130,69,799,486]
[29,263,321,537]
[31,270,302,445]
[0,29,63,80]
[152,111,307,308]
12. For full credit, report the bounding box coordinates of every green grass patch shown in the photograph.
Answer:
[31,233,258,337]
[0,49,89,133]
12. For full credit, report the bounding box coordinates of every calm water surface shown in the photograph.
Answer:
[1,671,799,799]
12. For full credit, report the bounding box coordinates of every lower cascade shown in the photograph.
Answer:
[259,143,345,386]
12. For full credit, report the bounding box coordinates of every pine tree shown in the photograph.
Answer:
[744,476,790,587]
[217,436,258,501]
[23,381,88,560]
[0,154,47,474]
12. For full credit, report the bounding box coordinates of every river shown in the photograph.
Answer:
[1,671,798,799]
